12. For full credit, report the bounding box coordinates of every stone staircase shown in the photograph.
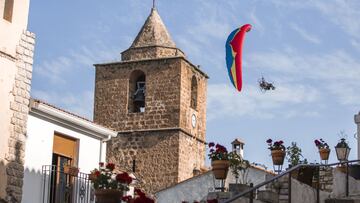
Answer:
[278,175,289,203]
[325,196,360,203]
[207,166,360,203]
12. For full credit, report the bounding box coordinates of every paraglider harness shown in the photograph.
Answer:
[258,77,275,92]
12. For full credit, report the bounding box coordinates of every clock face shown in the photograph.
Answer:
[191,114,197,128]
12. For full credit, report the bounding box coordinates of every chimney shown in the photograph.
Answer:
[232,138,245,158]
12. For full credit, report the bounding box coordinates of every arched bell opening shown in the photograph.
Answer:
[129,70,146,113]
[190,75,198,110]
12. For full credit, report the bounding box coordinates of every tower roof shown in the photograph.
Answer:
[121,8,184,61]
[131,8,176,48]
[232,138,245,145]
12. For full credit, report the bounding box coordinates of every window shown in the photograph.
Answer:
[3,0,14,22]
[129,70,146,113]
[190,76,198,109]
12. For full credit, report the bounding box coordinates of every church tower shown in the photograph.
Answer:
[93,8,208,193]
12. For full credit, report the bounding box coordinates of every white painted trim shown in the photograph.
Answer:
[29,100,117,140]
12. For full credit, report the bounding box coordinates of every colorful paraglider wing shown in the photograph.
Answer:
[225,24,252,92]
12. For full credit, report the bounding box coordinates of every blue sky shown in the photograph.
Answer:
[28,0,360,169]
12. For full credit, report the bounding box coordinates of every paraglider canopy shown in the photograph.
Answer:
[225,24,252,92]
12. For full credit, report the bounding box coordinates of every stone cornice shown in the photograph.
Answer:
[117,127,206,144]
[94,56,209,79]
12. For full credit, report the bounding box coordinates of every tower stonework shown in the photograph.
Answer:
[94,8,208,193]
[0,0,35,202]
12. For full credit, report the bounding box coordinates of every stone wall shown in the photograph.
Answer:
[319,167,333,192]
[0,31,35,203]
[106,129,206,194]
[179,60,207,141]
[94,58,183,131]
[178,132,206,182]
[106,130,180,194]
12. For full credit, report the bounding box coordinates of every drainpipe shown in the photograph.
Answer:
[99,135,112,163]
[354,113,360,160]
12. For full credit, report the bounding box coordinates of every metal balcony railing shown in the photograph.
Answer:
[224,160,360,203]
[41,165,93,203]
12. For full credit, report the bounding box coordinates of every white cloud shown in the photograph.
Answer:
[31,89,94,119]
[248,9,265,35]
[311,0,360,40]
[247,49,360,106]
[35,56,72,84]
[290,23,321,44]
[207,83,320,120]
[268,0,360,40]
[34,44,119,84]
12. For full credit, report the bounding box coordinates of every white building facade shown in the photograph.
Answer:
[22,99,117,203]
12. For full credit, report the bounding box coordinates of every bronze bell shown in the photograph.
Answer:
[133,90,145,104]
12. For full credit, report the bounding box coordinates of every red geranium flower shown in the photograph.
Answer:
[134,188,145,197]
[122,195,132,201]
[116,172,133,184]
[208,142,215,147]
[94,171,100,177]
[106,163,115,171]
[99,162,104,167]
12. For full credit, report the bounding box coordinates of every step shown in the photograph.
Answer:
[229,198,266,203]
[257,190,278,203]
[279,189,289,195]
[278,194,288,200]
[325,198,360,203]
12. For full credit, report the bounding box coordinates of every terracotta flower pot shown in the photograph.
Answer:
[211,160,230,179]
[95,189,123,203]
[63,165,79,176]
[319,148,330,160]
[89,173,97,181]
[271,150,285,165]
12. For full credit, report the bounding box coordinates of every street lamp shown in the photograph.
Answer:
[335,138,351,162]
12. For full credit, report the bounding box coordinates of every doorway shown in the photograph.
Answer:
[50,133,79,203]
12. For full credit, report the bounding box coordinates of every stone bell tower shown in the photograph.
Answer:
[93,8,208,193]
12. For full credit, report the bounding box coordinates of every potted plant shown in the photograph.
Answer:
[266,139,286,166]
[63,163,79,176]
[286,142,313,186]
[314,139,330,161]
[228,152,251,195]
[89,162,133,203]
[208,142,230,179]
[286,142,304,168]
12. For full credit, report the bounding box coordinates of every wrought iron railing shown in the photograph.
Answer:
[41,165,93,203]
[224,159,360,203]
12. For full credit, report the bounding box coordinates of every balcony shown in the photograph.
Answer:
[41,165,93,203]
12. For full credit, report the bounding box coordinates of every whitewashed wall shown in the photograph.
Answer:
[155,171,215,203]
[155,167,271,203]
[0,0,31,197]
[0,0,30,56]
[22,113,106,203]
[225,167,270,187]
